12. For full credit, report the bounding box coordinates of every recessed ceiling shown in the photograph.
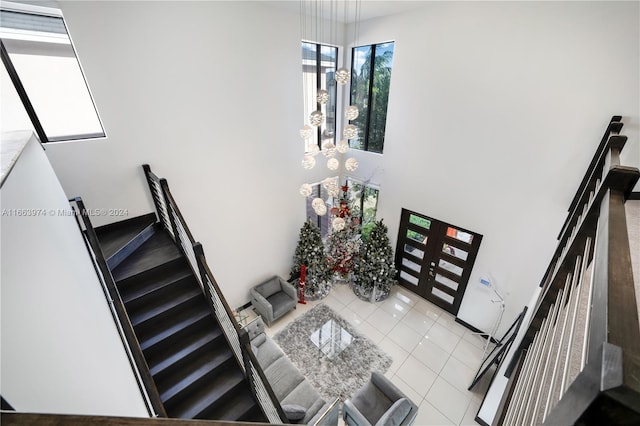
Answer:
[265,0,430,24]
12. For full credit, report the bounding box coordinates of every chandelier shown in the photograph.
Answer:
[298,0,361,218]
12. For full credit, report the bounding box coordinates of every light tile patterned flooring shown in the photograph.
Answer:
[255,284,494,426]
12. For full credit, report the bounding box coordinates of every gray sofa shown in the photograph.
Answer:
[245,317,339,425]
[250,276,297,326]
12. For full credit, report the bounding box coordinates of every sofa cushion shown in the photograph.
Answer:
[281,380,326,424]
[374,398,411,426]
[267,291,296,318]
[264,356,306,400]
[254,335,285,368]
[351,380,393,425]
[257,277,281,298]
[282,404,307,422]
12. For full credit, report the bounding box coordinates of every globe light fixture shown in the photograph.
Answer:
[345,105,359,120]
[299,183,312,197]
[344,124,358,139]
[335,67,350,85]
[309,110,324,127]
[332,217,346,232]
[299,125,313,140]
[345,157,359,172]
[327,158,339,171]
[327,182,340,197]
[336,139,349,154]
[322,141,336,158]
[317,89,329,104]
[313,202,327,216]
[301,155,316,169]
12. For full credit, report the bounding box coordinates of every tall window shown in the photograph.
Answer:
[346,177,379,241]
[1,3,105,142]
[350,42,394,154]
[302,42,337,152]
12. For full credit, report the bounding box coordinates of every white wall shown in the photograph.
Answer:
[45,1,308,309]
[0,133,148,416]
[344,1,639,335]
[40,1,638,327]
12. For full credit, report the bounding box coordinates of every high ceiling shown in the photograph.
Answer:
[265,0,431,24]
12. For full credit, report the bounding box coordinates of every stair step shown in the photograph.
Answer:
[148,327,223,377]
[168,368,245,419]
[95,213,157,261]
[112,231,182,282]
[139,308,210,352]
[129,288,202,327]
[210,387,261,421]
[121,267,194,306]
[159,347,235,405]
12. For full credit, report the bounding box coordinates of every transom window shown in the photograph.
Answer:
[350,41,394,154]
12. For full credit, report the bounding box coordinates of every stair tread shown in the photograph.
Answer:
[130,288,202,327]
[112,231,182,282]
[160,347,234,403]
[96,214,156,260]
[211,388,261,421]
[140,308,210,352]
[121,266,194,304]
[169,369,245,419]
[149,327,222,376]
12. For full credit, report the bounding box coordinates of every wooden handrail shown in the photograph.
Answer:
[140,165,285,423]
[69,198,167,418]
[495,117,640,425]
[0,412,269,426]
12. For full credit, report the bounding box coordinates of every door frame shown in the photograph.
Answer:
[395,208,483,315]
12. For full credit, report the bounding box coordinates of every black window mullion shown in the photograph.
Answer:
[315,44,322,148]
[363,44,376,151]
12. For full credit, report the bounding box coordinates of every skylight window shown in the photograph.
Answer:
[1,3,105,142]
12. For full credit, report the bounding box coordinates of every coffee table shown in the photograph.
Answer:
[309,319,354,360]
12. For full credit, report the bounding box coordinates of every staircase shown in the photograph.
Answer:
[93,213,265,422]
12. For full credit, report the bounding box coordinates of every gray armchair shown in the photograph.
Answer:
[249,276,297,326]
[343,372,418,426]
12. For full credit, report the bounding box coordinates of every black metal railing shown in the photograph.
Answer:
[497,117,640,425]
[142,165,286,423]
[69,197,166,418]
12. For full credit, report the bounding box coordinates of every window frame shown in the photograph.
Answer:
[346,176,380,229]
[301,40,339,153]
[349,41,394,153]
[0,1,106,143]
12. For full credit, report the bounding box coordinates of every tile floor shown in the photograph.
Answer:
[247,284,495,426]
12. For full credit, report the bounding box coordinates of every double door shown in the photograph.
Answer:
[395,209,482,315]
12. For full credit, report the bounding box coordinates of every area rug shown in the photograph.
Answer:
[274,303,392,401]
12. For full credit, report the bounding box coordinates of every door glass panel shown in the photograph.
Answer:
[447,227,473,244]
[442,243,468,261]
[436,273,459,291]
[432,287,454,304]
[406,230,427,245]
[409,214,431,230]
[438,259,463,276]
[402,258,421,273]
[404,243,424,259]
[400,270,419,286]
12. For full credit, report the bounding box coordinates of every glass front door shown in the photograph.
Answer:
[395,209,482,315]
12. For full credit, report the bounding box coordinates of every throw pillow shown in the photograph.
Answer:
[282,403,307,422]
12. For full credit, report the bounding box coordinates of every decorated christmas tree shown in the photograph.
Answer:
[326,185,362,280]
[291,219,332,299]
[352,219,397,302]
